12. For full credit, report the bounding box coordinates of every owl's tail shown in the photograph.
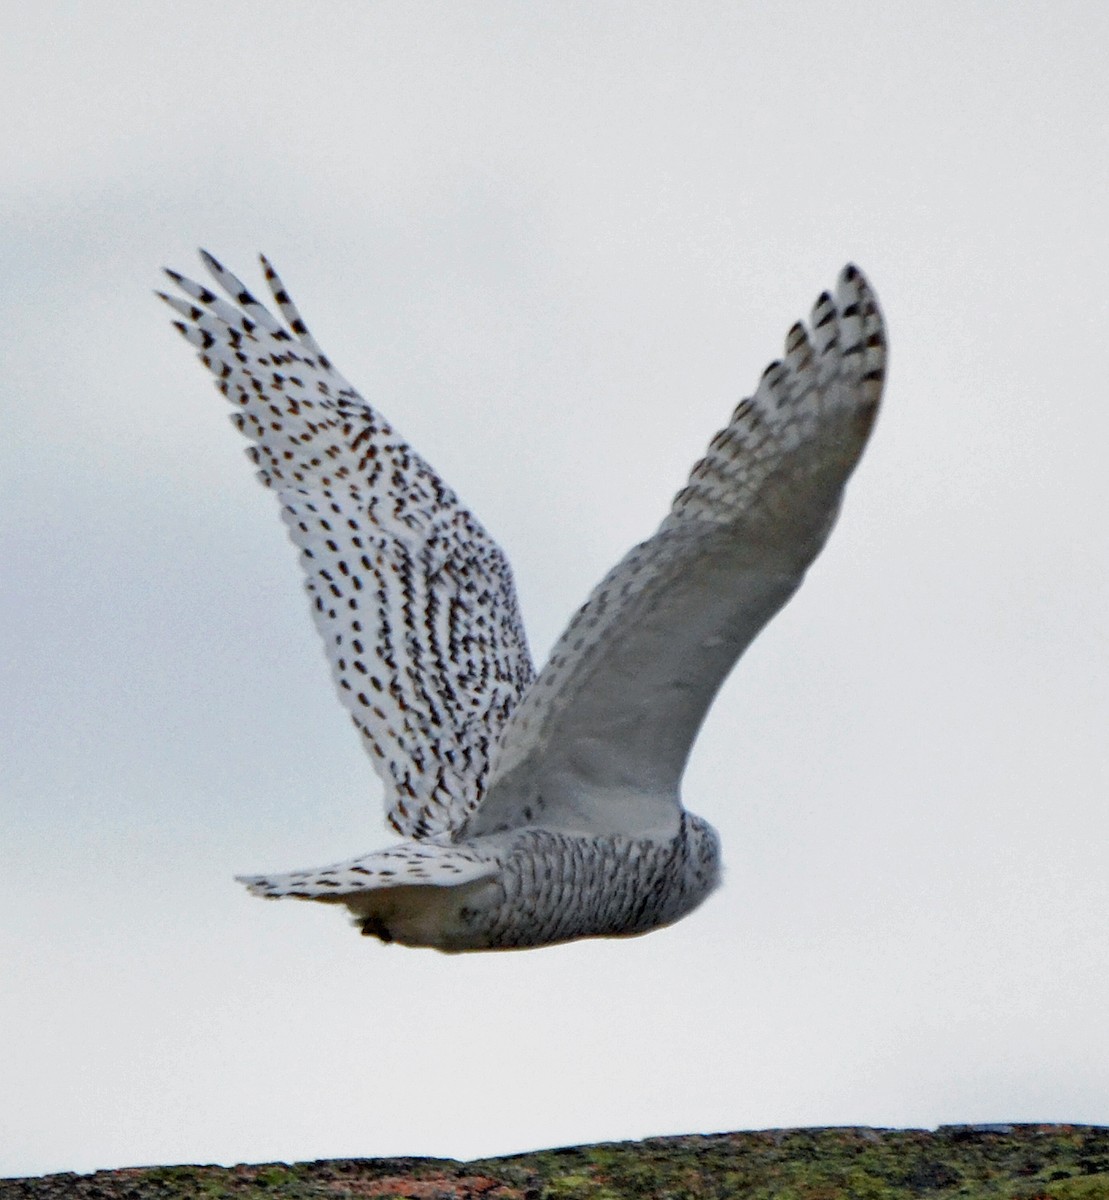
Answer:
[236,840,499,904]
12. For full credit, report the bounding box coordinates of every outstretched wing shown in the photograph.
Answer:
[468,265,885,840]
[160,252,535,838]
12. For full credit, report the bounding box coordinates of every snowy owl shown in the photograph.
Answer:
[159,253,885,952]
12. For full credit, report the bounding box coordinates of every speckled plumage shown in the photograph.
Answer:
[160,254,886,952]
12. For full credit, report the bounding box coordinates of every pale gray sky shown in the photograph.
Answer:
[2,0,1108,1181]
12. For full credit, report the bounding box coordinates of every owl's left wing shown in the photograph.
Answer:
[160,253,534,838]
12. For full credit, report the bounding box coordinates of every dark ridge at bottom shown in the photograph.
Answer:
[4,1124,1109,1199]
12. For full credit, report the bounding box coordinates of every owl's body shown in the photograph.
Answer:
[160,252,885,952]
[281,815,720,951]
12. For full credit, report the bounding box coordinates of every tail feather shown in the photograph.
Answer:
[236,841,499,901]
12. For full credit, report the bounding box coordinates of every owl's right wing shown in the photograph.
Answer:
[468,265,885,840]
[160,253,535,839]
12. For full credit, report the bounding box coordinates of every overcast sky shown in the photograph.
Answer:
[3,0,1108,1182]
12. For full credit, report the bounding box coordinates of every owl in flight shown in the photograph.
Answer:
[159,253,885,952]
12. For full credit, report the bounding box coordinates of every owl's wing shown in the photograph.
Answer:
[160,252,535,838]
[468,265,885,840]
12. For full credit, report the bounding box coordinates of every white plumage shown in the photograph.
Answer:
[160,254,886,952]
